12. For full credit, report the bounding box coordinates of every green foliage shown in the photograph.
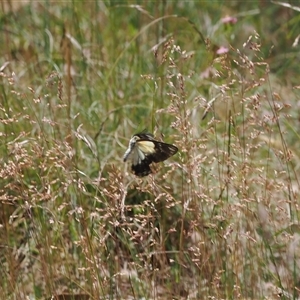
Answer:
[1,1,300,299]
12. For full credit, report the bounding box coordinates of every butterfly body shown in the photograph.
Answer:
[123,133,178,177]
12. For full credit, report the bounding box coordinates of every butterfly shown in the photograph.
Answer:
[123,132,178,177]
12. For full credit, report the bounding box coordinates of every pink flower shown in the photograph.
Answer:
[216,46,229,55]
[221,16,238,24]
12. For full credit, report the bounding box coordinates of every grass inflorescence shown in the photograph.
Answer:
[1,1,300,299]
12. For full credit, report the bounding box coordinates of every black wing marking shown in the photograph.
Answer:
[134,132,156,141]
[132,140,178,177]
[131,157,152,177]
[149,141,178,163]
[134,132,178,161]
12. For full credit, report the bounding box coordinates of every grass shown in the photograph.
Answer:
[1,1,300,299]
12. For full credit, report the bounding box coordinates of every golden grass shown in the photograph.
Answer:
[1,2,300,299]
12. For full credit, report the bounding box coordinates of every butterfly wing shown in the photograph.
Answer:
[124,132,178,177]
[131,157,152,177]
[123,133,155,163]
[128,140,155,177]
[132,140,178,176]
[147,141,178,163]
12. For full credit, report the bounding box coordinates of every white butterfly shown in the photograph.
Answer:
[123,132,178,177]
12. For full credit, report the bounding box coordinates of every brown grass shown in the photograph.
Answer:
[1,2,300,299]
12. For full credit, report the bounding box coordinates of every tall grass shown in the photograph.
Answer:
[1,1,300,299]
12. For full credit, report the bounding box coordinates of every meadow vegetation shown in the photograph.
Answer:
[1,1,300,299]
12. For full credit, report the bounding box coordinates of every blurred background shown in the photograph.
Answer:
[1,1,300,299]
